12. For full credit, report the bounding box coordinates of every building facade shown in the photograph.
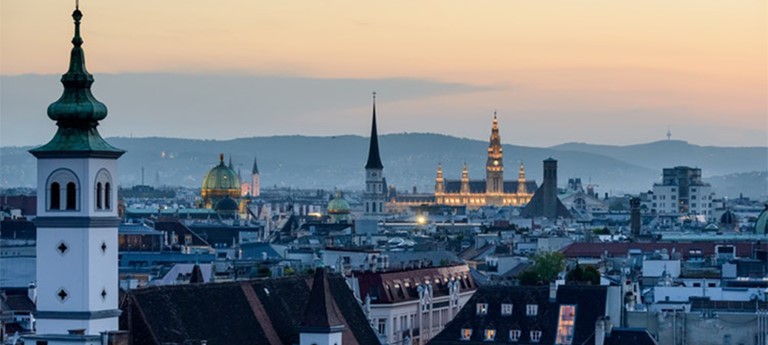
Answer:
[434,114,536,208]
[650,166,714,220]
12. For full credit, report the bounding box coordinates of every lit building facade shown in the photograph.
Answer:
[434,114,536,208]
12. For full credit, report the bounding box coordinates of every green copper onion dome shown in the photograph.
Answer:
[327,190,351,215]
[755,204,768,235]
[46,8,107,124]
[30,5,122,158]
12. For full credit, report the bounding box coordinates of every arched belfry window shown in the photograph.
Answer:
[104,182,111,209]
[95,169,113,211]
[47,169,79,212]
[50,182,61,210]
[66,182,77,210]
[96,182,103,209]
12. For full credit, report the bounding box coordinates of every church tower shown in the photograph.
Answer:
[434,163,445,195]
[251,155,260,197]
[359,93,386,235]
[28,4,123,338]
[486,113,504,201]
[517,162,527,194]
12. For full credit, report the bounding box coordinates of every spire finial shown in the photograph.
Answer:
[373,91,376,104]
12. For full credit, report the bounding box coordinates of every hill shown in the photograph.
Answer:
[2,134,765,198]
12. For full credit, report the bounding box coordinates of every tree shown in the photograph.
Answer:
[533,251,565,283]
[518,271,541,286]
[566,264,601,285]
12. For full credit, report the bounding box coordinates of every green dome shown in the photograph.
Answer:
[756,204,768,235]
[327,191,350,214]
[202,154,241,192]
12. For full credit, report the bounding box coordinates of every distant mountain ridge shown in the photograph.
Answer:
[1,134,766,198]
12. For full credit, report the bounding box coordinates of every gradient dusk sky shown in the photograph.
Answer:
[1,1,766,147]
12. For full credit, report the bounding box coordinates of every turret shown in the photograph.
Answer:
[435,163,445,195]
[517,162,527,194]
[461,163,470,195]
[486,112,504,194]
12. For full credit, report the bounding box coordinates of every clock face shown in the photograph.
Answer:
[372,172,377,177]
[493,160,499,166]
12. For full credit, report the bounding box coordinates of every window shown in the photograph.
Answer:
[461,328,472,340]
[50,182,61,210]
[509,330,521,342]
[484,329,496,341]
[66,182,77,210]
[96,182,103,209]
[555,305,576,345]
[105,182,111,209]
[526,304,538,316]
[501,303,513,316]
[530,330,542,343]
[377,318,386,336]
[476,303,488,315]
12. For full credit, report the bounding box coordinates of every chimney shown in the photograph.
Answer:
[594,317,606,345]
[630,197,641,239]
[28,281,37,305]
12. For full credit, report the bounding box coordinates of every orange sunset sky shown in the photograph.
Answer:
[1,1,766,147]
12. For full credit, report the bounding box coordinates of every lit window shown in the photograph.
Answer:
[484,329,496,341]
[555,305,577,345]
[461,328,472,340]
[531,330,542,343]
[501,303,513,316]
[476,303,488,315]
[509,330,521,342]
[526,304,538,316]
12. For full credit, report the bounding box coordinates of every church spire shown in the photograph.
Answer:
[252,155,260,174]
[365,92,384,170]
[30,3,122,158]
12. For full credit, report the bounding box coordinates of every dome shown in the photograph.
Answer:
[327,190,350,215]
[756,204,768,235]
[215,196,239,211]
[202,154,241,191]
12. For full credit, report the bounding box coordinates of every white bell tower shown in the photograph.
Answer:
[26,4,124,342]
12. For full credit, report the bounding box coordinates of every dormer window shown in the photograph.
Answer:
[476,303,488,315]
[509,329,521,342]
[530,330,542,343]
[484,329,496,341]
[461,328,472,340]
[501,303,513,316]
[526,304,538,316]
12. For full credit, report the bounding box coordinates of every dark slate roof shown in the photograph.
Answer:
[428,286,557,345]
[604,328,659,345]
[355,265,476,304]
[555,285,608,345]
[300,268,344,330]
[189,264,204,284]
[443,180,537,194]
[520,187,572,219]
[252,156,259,174]
[365,102,384,170]
[0,218,36,240]
[1,293,36,312]
[121,274,380,345]
[429,285,614,345]
[153,221,210,247]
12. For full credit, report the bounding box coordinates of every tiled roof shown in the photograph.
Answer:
[121,273,380,345]
[354,265,476,304]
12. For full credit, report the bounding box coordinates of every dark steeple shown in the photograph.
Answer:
[365,92,384,170]
[252,156,259,174]
[299,267,344,332]
[189,264,204,284]
[30,4,123,158]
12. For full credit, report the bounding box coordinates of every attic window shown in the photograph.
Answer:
[501,303,513,316]
[484,329,496,341]
[526,304,538,316]
[509,329,521,342]
[461,328,472,341]
[476,303,488,315]
[531,330,542,343]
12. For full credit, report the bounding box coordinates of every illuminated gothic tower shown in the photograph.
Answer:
[486,113,504,198]
[28,4,123,338]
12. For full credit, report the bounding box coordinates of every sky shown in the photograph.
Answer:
[1,1,766,147]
